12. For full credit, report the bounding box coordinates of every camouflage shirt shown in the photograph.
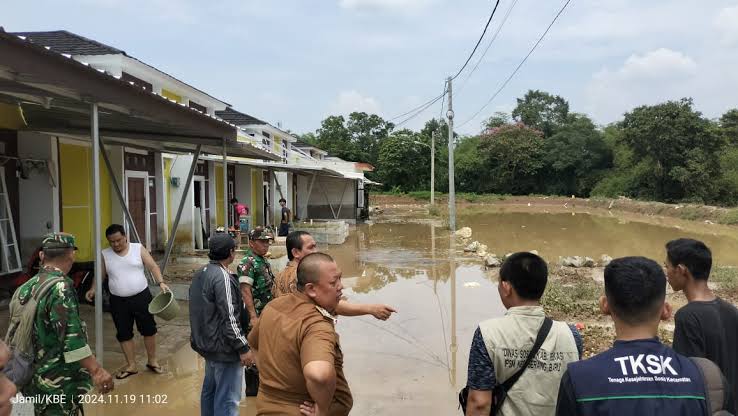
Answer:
[18,267,93,413]
[237,248,275,317]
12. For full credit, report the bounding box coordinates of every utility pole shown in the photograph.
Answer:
[430,130,435,205]
[446,77,456,231]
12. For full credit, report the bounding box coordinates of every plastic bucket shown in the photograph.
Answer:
[148,291,179,321]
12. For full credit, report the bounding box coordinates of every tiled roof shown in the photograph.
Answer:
[215,107,267,126]
[11,30,125,56]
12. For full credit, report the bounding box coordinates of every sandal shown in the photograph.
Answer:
[146,363,164,374]
[115,370,138,379]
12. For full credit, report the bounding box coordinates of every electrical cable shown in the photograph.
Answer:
[456,0,519,96]
[451,0,502,80]
[457,0,573,130]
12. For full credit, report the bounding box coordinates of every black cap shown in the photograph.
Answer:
[208,233,236,260]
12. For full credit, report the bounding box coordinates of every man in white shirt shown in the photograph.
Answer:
[86,224,170,379]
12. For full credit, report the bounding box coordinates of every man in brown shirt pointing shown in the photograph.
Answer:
[248,252,352,416]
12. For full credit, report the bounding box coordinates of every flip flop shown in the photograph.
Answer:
[146,364,164,374]
[115,370,138,379]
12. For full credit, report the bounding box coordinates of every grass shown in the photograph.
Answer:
[542,280,601,321]
[718,209,738,225]
[712,266,738,291]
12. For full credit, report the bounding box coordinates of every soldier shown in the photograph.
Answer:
[17,232,113,415]
[238,227,276,329]
[0,341,16,416]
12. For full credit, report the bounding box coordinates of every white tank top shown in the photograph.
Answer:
[102,243,149,297]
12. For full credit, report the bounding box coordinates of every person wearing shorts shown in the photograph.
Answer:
[86,224,170,379]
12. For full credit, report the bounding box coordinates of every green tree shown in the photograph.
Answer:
[619,98,724,202]
[720,109,738,145]
[483,112,510,131]
[478,123,545,194]
[512,90,569,137]
[419,118,450,192]
[376,129,429,191]
[315,115,351,159]
[455,135,484,192]
[314,112,393,167]
[543,114,613,196]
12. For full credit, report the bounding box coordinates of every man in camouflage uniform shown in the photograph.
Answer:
[16,233,113,415]
[238,227,276,329]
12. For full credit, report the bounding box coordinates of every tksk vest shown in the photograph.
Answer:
[479,305,579,416]
[566,338,708,415]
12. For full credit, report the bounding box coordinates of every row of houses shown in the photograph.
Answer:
[0,28,375,278]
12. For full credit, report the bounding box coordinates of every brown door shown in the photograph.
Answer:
[127,177,148,248]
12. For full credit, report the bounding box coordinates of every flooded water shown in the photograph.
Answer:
[80,210,738,415]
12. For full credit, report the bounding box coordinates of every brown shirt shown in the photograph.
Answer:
[248,292,353,416]
[272,261,298,298]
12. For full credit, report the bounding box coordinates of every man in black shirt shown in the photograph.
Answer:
[666,238,738,413]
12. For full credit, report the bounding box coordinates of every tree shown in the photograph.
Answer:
[455,135,484,193]
[720,109,738,145]
[483,112,510,131]
[542,114,612,196]
[315,115,351,159]
[313,112,394,168]
[512,90,569,137]
[478,123,545,194]
[376,129,429,191]
[619,98,724,202]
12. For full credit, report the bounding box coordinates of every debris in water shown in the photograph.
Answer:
[455,227,473,239]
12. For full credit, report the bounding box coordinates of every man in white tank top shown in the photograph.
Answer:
[85,224,170,379]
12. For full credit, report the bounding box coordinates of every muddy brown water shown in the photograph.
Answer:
[82,211,738,415]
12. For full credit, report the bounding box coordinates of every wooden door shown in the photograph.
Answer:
[127,177,148,248]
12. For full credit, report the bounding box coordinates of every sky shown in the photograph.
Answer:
[4,0,738,135]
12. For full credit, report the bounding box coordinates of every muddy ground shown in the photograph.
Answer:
[370,194,738,358]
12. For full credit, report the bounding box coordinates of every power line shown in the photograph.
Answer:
[451,0,501,81]
[457,0,573,130]
[388,90,446,122]
[388,0,500,123]
[456,0,519,96]
[394,91,445,129]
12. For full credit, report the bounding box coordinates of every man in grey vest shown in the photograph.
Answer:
[465,252,582,415]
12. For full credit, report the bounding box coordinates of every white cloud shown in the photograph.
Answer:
[715,6,738,45]
[338,0,435,13]
[330,90,382,116]
[584,48,699,122]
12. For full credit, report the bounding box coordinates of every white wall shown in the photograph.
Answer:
[17,132,59,258]
[234,164,252,213]
[271,171,290,223]
[304,176,358,221]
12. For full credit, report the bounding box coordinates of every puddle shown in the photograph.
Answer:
[74,209,738,415]
[457,211,738,265]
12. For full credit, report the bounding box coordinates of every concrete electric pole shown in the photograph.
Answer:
[446,77,456,231]
[430,130,435,206]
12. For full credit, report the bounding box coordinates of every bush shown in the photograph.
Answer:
[712,266,738,291]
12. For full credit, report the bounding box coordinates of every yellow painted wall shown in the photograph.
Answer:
[0,102,26,129]
[164,158,173,233]
[59,142,112,262]
[215,165,224,226]
[251,171,261,227]
[273,136,282,154]
[161,89,182,103]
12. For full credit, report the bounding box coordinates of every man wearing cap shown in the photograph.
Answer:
[190,233,253,416]
[16,232,113,415]
[238,227,277,330]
